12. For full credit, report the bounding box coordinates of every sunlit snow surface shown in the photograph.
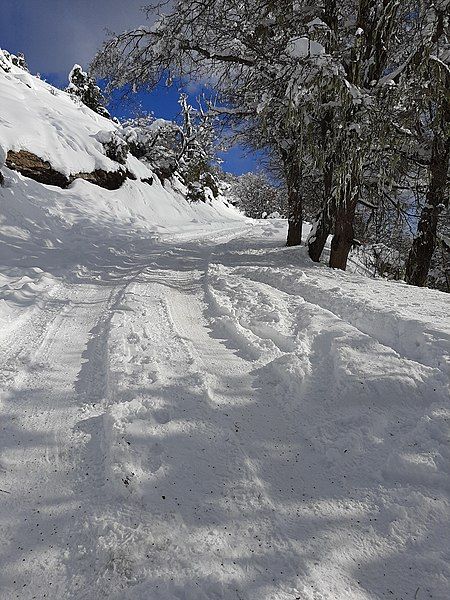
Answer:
[0,56,449,600]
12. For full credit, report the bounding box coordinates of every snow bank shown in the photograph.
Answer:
[0,54,119,175]
[0,268,58,338]
[239,263,450,381]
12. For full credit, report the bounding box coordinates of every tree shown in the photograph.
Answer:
[93,0,448,281]
[121,95,220,197]
[427,214,450,292]
[325,0,449,287]
[230,172,286,218]
[303,0,405,269]
[229,108,305,244]
[92,0,334,246]
[122,115,184,180]
[400,2,450,286]
[66,64,111,119]
[178,94,221,201]
[0,48,28,73]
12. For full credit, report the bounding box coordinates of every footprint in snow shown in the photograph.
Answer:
[153,408,171,425]
[147,442,163,473]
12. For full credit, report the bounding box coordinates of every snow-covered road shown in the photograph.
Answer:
[1,224,449,600]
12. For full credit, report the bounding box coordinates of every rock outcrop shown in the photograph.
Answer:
[6,150,69,187]
[5,150,135,190]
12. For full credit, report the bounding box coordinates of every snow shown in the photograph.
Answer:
[287,37,325,59]
[0,141,6,167]
[1,57,450,600]
[0,57,117,176]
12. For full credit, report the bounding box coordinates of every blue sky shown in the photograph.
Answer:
[0,0,259,174]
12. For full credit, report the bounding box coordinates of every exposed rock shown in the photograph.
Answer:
[6,150,68,187]
[141,176,154,186]
[75,169,128,190]
[5,149,134,190]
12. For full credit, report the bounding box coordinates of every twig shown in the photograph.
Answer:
[415,587,420,599]
[0,488,11,494]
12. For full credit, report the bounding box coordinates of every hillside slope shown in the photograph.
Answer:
[0,56,449,600]
[0,52,246,327]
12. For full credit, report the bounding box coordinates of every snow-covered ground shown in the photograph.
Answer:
[1,55,449,600]
[1,216,449,600]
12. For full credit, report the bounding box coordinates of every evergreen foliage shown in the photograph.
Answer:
[66,64,111,119]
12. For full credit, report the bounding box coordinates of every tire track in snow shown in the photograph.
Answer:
[69,262,310,600]
[201,260,450,599]
[0,283,66,389]
[162,273,314,599]
[63,274,154,599]
[0,283,113,600]
[2,231,447,600]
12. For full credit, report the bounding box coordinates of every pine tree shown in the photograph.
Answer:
[11,52,28,71]
[66,64,111,119]
[178,95,220,201]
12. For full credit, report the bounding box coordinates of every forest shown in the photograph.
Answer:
[90,0,449,291]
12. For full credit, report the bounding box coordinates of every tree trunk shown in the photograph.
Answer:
[283,150,302,247]
[405,117,450,286]
[307,204,334,261]
[405,64,449,287]
[307,164,334,261]
[325,0,398,269]
[286,196,303,246]
[329,199,358,270]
